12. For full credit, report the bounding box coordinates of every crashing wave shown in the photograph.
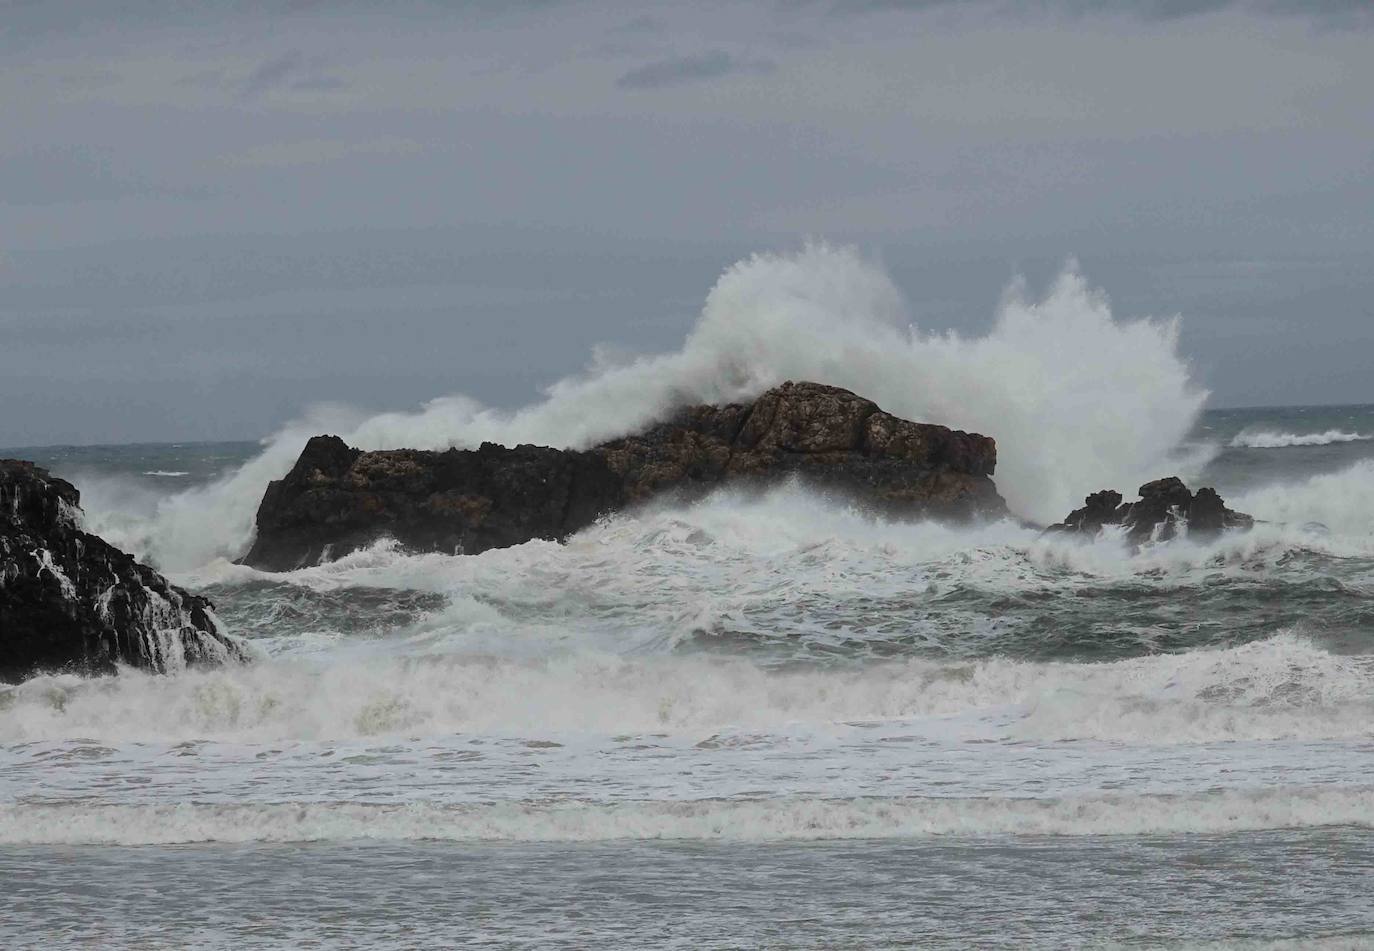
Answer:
[1230,430,1371,449]
[3,631,1367,745]
[75,246,1208,571]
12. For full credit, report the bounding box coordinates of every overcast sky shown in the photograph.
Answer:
[2,0,1371,446]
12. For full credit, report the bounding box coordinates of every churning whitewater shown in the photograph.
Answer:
[3,248,1373,949]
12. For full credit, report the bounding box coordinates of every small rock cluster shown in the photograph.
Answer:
[1049,476,1254,543]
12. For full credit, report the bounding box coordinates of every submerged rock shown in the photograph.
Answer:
[244,381,1008,570]
[1049,477,1254,543]
[1,459,249,683]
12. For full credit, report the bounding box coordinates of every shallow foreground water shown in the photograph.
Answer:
[4,832,1373,950]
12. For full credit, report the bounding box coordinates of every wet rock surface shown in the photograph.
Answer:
[1,459,248,683]
[1049,476,1254,543]
[244,381,1008,570]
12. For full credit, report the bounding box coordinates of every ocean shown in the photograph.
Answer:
[2,251,1373,948]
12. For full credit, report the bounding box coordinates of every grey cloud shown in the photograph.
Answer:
[291,75,348,91]
[825,0,1373,26]
[218,137,423,168]
[238,49,349,98]
[616,51,776,90]
[175,53,347,99]
[609,14,665,35]
[0,146,209,206]
[1257,0,1374,29]
[0,147,122,206]
[1074,0,1371,23]
[241,50,306,96]
[0,0,578,50]
[4,0,1367,46]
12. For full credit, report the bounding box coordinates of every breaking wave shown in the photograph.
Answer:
[2,632,1367,745]
[1231,430,1371,449]
[77,245,1207,571]
[1234,459,1374,541]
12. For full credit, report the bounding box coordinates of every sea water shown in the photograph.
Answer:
[2,247,1372,948]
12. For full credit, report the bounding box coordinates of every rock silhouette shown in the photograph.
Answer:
[1049,476,1254,543]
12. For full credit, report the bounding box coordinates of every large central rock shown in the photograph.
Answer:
[1,460,249,683]
[243,381,1006,570]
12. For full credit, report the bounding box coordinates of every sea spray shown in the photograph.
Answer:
[78,245,1208,570]
[77,406,367,570]
[1234,459,1374,539]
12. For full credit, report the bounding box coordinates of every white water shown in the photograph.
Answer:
[12,462,1374,857]
[1,630,1368,745]
[3,786,1370,846]
[78,245,1209,571]
[1234,459,1374,540]
[1231,429,1371,449]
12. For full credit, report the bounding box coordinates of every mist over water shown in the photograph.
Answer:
[4,248,1374,949]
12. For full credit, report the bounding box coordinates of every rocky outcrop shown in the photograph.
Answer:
[244,381,1007,570]
[1049,477,1254,543]
[1,459,249,683]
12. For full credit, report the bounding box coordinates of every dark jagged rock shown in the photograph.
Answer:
[244,381,1007,570]
[1,460,249,683]
[1049,476,1254,543]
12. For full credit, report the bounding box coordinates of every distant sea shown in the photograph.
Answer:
[3,403,1373,949]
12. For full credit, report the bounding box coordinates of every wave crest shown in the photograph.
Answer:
[3,632,1367,745]
[1230,430,1371,449]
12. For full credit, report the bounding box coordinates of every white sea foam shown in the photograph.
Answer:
[171,476,1368,631]
[1,786,1368,845]
[75,405,367,569]
[141,470,190,477]
[2,631,1366,745]
[1234,459,1374,542]
[76,245,1208,570]
[1231,429,1371,449]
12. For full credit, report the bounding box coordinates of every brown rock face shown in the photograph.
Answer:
[1049,476,1254,543]
[243,381,1007,571]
